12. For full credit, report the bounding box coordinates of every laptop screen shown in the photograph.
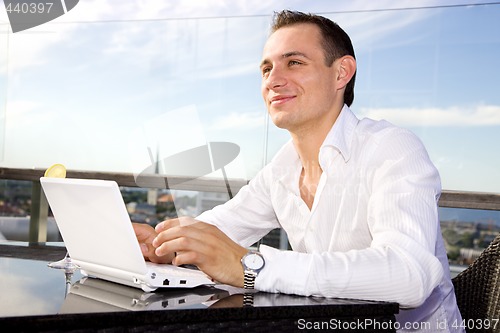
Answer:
[40,177,148,275]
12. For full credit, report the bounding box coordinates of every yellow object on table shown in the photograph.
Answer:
[44,164,67,178]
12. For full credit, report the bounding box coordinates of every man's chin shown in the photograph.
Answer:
[269,111,291,129]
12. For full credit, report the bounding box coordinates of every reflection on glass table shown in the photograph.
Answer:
[0,247,399,333]
[60,276,393,313]
[61,277,230,313]
[0,256,83,317]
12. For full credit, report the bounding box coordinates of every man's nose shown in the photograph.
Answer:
[265,68,287,89]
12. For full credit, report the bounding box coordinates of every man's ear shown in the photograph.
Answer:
[336,55,356,89]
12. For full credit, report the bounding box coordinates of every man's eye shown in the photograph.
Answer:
[289,60,302,66]
[262,67,271,76]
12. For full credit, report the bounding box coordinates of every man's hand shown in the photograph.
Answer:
[132,223,174,264]
[153,217,248,288]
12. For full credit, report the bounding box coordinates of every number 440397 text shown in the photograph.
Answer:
[452,318,499,330]
[5,2,54,14]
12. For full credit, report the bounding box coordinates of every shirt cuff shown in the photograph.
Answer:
[255,244,312,295]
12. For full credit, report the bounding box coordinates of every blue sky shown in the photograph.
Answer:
[0,0,499,193]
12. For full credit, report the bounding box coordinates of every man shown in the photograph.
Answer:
[134,10,462,331]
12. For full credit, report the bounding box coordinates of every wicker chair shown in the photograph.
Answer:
[452,233,500,332]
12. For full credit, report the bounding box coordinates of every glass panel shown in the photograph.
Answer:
[0,22,7,164]
[0,179,61,242]
[440,207,500,277]
[1,3,500,192]
[349,5,500,193]
[0,16,269,188]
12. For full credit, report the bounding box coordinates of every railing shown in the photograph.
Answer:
[1,167,500,242]
[438,191,500,211]
[0,167,247,192]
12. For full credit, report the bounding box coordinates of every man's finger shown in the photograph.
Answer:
[155,218,181,232]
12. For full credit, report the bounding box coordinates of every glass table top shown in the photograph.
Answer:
[0,242,398,320]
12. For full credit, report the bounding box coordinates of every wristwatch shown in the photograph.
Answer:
[241,250,265,290]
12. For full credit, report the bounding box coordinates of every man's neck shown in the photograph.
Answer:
[291,104,345,209]
[291,106,342,167]
[290,119,331,210]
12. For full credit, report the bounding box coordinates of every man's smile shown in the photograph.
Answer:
[269,94,296,105]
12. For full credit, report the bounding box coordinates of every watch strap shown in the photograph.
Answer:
[243,293,254,307]
[243,271,257,290]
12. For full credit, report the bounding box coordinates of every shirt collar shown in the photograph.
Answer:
[270,104,359,179]
[321,104,359,163]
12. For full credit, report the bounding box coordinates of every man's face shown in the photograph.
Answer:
[260,23,342,134]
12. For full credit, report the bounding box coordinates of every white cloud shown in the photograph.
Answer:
[196,62,259,80]
[1,0,444,75]
[358,105,500,127]
[4,100,49,126]
[0,272,56,316]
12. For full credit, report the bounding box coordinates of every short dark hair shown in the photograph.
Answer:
[270,10,356,106]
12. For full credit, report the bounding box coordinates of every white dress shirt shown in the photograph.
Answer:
[197,105,463,332]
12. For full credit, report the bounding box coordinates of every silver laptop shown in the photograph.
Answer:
[40,177,214,292]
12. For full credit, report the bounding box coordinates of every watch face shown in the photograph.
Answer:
[243,253,265,270]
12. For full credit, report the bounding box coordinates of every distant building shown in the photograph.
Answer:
[147,188,158,206]
[459,247,484,265]
[127,202,158,225]
[195,192,229,215]
[157,193,175,205]
[195,191,289,250]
